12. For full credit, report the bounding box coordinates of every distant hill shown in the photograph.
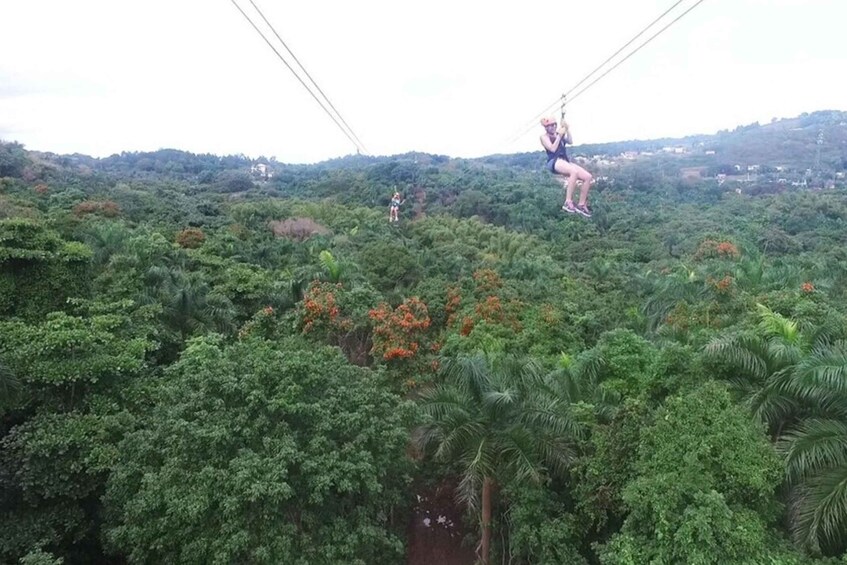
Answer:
[574,110,847,171]
[483,110,847,173]
[2,110,846,187]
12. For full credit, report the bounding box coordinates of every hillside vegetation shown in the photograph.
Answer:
[1,110,847,564]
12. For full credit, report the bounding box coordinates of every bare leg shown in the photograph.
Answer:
[573,165,593,206]
[566,174,578,204]
[554,159,580,204]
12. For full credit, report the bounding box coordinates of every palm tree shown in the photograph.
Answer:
[642,264,707,331]
[706,306,847,554]
[318,249,345,283]
[704,304,807,436]
[415,354,582,565]
[777,339,847,555]
[140,266,236,339]
[83,221,130,268]
[780,417,847,556]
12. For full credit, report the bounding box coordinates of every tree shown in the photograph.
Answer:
[0,141,28,177]
[598,382,802,564]
[0,219,92,319]
[357,241,421,292]
[705,304,834,437]
[368,297,433,386]
[214,170,254,193]
[641,264,708,332]
[780,417,847,556]
[103,336,412,564]
[705,304,807,436]
[0,304,155,563]
[416,354,582,565]
[706,305,847,556]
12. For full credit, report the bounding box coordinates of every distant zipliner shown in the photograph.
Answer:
[389,191,405,223]
[540,116,594,218]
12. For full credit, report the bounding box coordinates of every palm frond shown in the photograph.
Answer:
[318,249,344,282]
[767,340,803,368]
[440,355,492,401]
[518,401,585,442]
[456,465,483,513]
[704,334,770,382]
[434,419,487,462]
[780,419,847,483]
[789,464,847,555]
[413,423,446,453]
[535,434,576,477]
[792,342,847,401]
[757,303,802,345]
[546,366,582,403]
[499,427,543,484]
[575,351,606,387]
[745,380,800,432]
[419,385,468,410]
[483,389,517,411]
[456,439,497,511]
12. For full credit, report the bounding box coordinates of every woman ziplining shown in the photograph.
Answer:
[389,191,405,223]
[540,116,594,218]
[526,1,709,221]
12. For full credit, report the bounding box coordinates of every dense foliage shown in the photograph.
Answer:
[1,110,847,564]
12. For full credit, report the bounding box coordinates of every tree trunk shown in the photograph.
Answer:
[480,476,493,565]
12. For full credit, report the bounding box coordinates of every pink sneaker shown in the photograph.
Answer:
[575,204,592,218]
[562,201,577,214]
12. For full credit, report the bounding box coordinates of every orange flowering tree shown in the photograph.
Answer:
[73,200,121,218]
[708,275,734,295]
[368,297,439,388]
[445,285,462,327]
[297,280,379,366]
[175,228,206,249]
[369,297,431,362]
[694,239,740,261]
[472,268,503,294]
[443,269,525,354]
[299,281,353,341]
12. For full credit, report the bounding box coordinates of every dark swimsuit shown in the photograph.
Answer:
[545,133,570,172]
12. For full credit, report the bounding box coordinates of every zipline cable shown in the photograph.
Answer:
[521,0,687,133]
[245,0,369,154]
[506,0,706,146]
[566,0,707,106]
[229,0,368,155]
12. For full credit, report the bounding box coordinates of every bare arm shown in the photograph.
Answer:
[541,124,572,152]
[540,132,563,152]
[560,121,573,144]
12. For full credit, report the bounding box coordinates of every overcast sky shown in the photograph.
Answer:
[1,0,845,163]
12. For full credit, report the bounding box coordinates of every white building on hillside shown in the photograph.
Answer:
[251,163,273,179]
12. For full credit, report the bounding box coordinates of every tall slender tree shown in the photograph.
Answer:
[416,354,582,565]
